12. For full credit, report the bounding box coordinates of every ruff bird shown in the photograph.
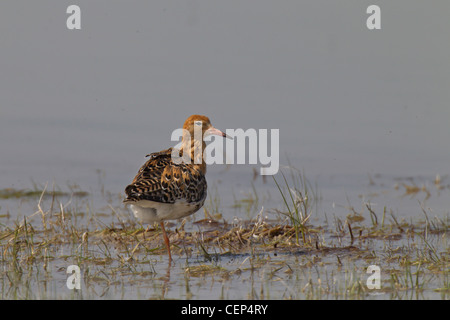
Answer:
[123,115,228,261]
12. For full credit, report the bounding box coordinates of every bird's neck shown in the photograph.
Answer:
[181,136,207,174]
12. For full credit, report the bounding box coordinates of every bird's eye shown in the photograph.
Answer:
[194,121,202,126]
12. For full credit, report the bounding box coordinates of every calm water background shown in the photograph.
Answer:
[1,1,449,221]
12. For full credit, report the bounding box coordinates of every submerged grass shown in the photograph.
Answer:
[0,174,448,299]
[0,187,89,200]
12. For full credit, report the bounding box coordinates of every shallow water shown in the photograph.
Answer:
[0,1,449,300]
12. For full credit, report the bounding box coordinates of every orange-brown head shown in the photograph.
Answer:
[182,115,228,139]
[180,115,228,174]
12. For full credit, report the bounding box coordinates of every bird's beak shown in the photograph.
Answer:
[205,126,232,139]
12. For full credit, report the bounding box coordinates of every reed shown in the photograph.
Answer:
[272,169,314,245]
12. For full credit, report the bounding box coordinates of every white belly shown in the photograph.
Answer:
[128,199,204,224]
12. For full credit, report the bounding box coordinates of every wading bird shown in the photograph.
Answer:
[123,115,228,261]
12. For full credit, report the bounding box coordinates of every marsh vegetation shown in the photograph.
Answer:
[0,171,448,299]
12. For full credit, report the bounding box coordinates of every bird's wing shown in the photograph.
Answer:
[123,148,207,204]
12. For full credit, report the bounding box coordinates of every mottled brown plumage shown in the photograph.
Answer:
[124,148,207,205]
[123,115,228,261]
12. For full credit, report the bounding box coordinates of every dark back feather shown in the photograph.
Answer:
[123,148,207,204]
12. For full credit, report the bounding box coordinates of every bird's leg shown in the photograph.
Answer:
[160,221,172,261]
